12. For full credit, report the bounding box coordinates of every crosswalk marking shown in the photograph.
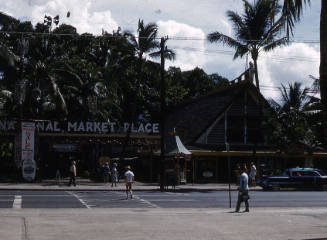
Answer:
[12,195,22,209]
[133,195,160,208]
[67,191,91,209]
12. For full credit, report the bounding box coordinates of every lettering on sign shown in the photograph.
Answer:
[0,120,160,134]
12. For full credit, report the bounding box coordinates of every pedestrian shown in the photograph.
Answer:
[234,163,241,185]
[111,162,118,187]
[124,165,134,199]
[68,161,77,187]
[235,165,250,212]
[55,168,61,185]
[249,162,257,187]
[103,162,110,183]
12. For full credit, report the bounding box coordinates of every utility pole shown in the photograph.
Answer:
[159,36,168,191]
[225,142,231,208]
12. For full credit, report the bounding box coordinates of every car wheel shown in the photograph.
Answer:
[321,184,327,191]
[272,184,280,191]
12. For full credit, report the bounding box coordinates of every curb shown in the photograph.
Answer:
[0,187,262,192]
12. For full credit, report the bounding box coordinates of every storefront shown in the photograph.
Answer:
[0,119,160,181]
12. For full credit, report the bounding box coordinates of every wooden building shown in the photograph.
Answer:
[163,78,327,183]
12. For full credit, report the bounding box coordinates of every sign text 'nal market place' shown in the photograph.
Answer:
[0,120,160,134]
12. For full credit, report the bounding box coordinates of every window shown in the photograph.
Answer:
[301,171,319,176]
[292,171,302,176]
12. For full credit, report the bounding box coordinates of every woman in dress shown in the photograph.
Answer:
[111,162,118,187]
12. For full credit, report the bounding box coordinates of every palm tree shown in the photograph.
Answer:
[276,0,310,38]
[127,19,160,67]
[121,19,159,158]
[207,0,288,90]
[269,82,321,151]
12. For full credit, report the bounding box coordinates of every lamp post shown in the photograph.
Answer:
[225,142,231,208]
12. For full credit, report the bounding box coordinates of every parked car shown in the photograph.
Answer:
[259,168,327,190]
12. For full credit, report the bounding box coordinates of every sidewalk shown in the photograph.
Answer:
[0,178,263,191]
[1,207,327,240]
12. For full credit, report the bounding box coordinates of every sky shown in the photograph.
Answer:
[0,0,321,100]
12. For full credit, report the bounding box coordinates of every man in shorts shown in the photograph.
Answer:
[124,165,134,199]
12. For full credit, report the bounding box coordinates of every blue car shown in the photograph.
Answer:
[260,168,327,190]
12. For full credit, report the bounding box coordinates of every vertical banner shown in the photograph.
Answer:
[21,122,36,181]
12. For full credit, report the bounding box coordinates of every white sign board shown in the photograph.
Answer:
[21,122,36,181]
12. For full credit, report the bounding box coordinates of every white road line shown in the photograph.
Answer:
[133,195,160,208]
[165,192,190,196]
[0,195,71,197]
[66,191,91,209]
[12,195,22,209]
[141,199,197,202]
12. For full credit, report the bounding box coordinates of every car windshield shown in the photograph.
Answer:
[316,170,327,176]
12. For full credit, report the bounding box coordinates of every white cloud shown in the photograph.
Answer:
[258,43,320,100]
[0,0,320,100]
[1,0,118,35]
[157,20,206,71]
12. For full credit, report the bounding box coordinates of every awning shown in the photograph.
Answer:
[165,135,192,156]
[154,135,192,157]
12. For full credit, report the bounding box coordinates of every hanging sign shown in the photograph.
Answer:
[21,122,36,181]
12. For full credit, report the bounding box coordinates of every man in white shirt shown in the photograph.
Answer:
[124,165,134,199]
[249,162,257,187]
[235,165,249,212]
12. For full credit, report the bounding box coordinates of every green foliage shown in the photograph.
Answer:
[207,0,288,89]
[265,82,323,152]
[0,13,230,127]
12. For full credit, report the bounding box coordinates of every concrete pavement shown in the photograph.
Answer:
[0,178,263,191]
[1,207,327,240]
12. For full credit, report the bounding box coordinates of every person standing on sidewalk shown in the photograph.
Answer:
[111,162,118,187]
[103,162,110,183]
[68,161,77,187]
[249,162,257,187]
[235,165,249,212]
[124,165,134,199]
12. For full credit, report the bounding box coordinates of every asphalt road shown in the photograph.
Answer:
[0,190,327,209]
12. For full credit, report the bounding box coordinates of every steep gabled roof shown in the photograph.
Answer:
[166,80,266,145]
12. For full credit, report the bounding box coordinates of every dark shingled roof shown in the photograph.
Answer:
[165,81,259,145]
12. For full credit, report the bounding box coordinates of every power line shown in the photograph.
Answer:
[170,45,319,63]
[0,30,321,43]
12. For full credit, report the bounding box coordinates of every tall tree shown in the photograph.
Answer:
[207,0,288,91]
[268,82,321,152]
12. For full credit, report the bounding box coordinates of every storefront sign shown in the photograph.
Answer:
[53,144,78,152]
[21,122,36,181]
[0,120,159,134]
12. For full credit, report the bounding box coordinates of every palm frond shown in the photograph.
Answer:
[263,37,288,52]
[233,45,249,59]
[54,68,84,87]
[226,10,244,31]
[309,75,320,92]
[207,32,246,50]
[281,0,310,38]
